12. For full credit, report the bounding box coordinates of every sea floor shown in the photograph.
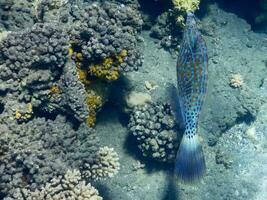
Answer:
[93,3,267,200]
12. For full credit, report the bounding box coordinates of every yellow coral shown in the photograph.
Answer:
[90,58,120,81]
[50,85,61,94]
[86,94,102,127]
[116,49,127,63]
[89,50,127,81]
[15,103,33,121]
[69,47,126,126]
[77,67,91,86]
[70,47,91,86]
[172,0,200,13]
[68,47,74,56]
[176,15,185,26]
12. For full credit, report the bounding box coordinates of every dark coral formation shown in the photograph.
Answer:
[0,23,68,70]
[150,10,180,51]
[69,1,143,72]
[0,115,99,194]
[0,23,89,122]
[128,102,180,162]
[0,0,35,31]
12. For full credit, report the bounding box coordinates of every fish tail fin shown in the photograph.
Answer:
[175,134,206,183]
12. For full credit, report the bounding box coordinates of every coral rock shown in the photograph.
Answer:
[128,102,181,162]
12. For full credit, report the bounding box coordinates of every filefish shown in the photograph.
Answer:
[175,13,208,183]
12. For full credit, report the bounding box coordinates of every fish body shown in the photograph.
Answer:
[175,13,208,183]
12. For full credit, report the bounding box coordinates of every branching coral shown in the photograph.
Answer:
[83,146,120,180]
[229,73,244,88]
[0,115,99,194]
[5,169,103,200]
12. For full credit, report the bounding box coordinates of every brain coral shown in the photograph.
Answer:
[128,102,181,162]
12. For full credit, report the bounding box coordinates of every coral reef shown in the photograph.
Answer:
[0,115,99,194]
[66,0,144,126]
[0,2,133,195]
[128,102,180,162]
[148,0,201,51]
[5,169,103,200]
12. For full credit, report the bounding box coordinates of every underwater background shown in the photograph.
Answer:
[0,0,267,199]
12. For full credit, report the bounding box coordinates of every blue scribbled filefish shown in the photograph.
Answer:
[175,13,208,183]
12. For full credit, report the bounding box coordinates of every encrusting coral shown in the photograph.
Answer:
[89,50,128,81]
[5,169,103,200]
[86,93,103,127]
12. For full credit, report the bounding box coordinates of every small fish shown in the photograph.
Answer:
[175,13,208,183]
